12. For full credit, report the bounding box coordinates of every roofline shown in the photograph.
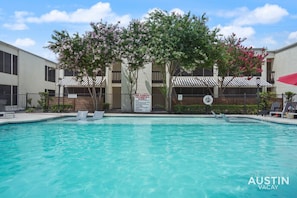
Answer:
[271,42,297,53]
[0,40,57,65]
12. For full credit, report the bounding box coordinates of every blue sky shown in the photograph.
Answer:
[1,0,297,61]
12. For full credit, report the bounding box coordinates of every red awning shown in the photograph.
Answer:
[277,73,297,86]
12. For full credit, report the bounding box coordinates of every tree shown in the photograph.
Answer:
[85,21,121,110]
[146,10,219,111]
[259,91,276,111]
[284,91,295,102]
[47,21,120,111]
[119,20,151,112]
[216,33,268,94]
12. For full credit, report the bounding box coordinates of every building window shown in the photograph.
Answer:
[65,87,105,97]
[0,51,3,72]
[4,52,11,74]
[192,68,213,76]
[13,86,17,105]
[45,89,55,96]
[0,51,18,75]
[175,67,213,76]
[64,69,79,76]
[13,55,18,75]
[45,66,56,82]
[0,84,17,106]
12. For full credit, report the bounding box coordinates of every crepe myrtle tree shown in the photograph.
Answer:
[146,10,220,112]
[85,21,121,110]
[119,19,151,112]
[216,33,268,95]
[47,21,121,111]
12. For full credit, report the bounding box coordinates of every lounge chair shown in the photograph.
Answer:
[211,111,222,118]
[76,111,88,120]
[270,102,281,112]
[92,111,104,120]
[222,114,230,122]
[259,102,281,115]
[269,102,297,118]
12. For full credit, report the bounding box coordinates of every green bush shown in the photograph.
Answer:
[174,104,258,114]
[103,103,110,110]
[38,92,50,112]
[50,104,73,112]
[25,107,35,113]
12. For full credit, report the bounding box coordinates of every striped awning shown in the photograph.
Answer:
[60,76,105,87]
[220,76,272,87]
[173,76,272,88]
[173,76,218,87]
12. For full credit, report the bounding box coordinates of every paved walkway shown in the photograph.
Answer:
[0,113,66,124]
[0,112,297,125]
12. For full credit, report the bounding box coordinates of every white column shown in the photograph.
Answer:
[105,66,113,108]
[213,64,219,98]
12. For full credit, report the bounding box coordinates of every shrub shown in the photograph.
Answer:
[25,107,35,113]
[103,103,110,110]
[174,104,257,114]
[50,104,73,112]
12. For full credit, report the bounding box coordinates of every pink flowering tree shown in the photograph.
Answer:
[119,19,151,111]
[47,21,120,111]
[216,33,268,94]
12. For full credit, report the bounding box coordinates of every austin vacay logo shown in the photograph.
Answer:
[248,176,289,190]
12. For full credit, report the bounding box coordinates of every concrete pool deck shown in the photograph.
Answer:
[0,112,297,125]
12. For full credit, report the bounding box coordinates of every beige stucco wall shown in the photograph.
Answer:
[1,41,57,109]
[121,59,152,112]
[0,73,18,86]
[272,44,297,100]
[18,51,57,107]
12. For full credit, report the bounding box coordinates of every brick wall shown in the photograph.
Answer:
[50,96,101,112]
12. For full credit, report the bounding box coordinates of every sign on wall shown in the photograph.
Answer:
[178,94,183,101]
[134,93,151,112]
[68,94,77,99]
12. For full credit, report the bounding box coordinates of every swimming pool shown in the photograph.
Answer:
[0,116,296,197]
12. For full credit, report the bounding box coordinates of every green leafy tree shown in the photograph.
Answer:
[38,92,50,112]
[284,91,295,102]
[259,92,276,110]
[146,10,219,111]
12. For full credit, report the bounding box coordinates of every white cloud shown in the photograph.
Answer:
[142,8,185,21]
[3,11,31,30]
[286,31,297,45]
[13,38,36,47]
[170,8,184,16]
[233,4,288,26]
[217,25,255,39]
[3,23,27,30]
[288,31,297,40]
[262,36,277,45]
[26,2,130,24]
[141,8,159,21]
[4,2,131,29]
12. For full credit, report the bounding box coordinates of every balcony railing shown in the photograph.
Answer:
[112,71,121,83]
[152,71,163,83]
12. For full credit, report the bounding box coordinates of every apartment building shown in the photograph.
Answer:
[2,40,297,112]
[59,43,297,112]
[266,42,297,98]
[0,41,57,111]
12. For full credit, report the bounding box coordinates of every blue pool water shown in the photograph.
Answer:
[0,116,297,197]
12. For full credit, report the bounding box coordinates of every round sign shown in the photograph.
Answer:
[203,95,213,105]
